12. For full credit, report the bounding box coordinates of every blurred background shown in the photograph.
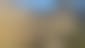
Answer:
[0,0,85,48]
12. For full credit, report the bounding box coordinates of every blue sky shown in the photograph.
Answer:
[13,0,85,15]
[71,0,85,10]
[14,0,59,12]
